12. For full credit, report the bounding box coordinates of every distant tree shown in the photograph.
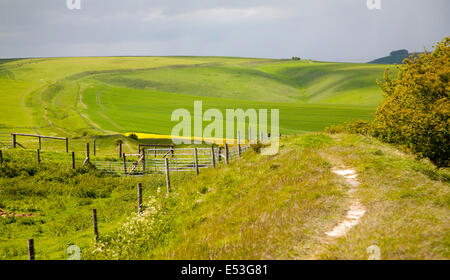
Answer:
[390,49,409,56]
[291,56,301,61]
[128,133,138,140]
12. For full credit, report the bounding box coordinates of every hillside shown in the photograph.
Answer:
[0,57,387,137]
[1,133,448,260]
[80,133,448,260]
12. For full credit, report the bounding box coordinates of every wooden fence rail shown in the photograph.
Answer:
[12,133,68,153]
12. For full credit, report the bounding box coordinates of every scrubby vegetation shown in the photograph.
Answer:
[373,37,449,167]
[0,148,191,259]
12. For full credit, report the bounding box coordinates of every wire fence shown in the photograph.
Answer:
[90,145,251,176]
[144,145,250,174]
[0,132,11,148]
[93,153,145,176]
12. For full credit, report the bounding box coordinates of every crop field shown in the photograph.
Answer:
[0,57,387,139]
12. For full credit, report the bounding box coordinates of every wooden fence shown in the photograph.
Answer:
[11,133,69,153]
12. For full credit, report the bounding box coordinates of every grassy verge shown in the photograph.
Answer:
[85,133,449,260]
[314,134,450,259]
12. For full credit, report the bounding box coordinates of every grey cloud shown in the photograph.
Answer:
[0,0,448,61]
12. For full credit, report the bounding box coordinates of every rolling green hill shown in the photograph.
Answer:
[0,57,387,138]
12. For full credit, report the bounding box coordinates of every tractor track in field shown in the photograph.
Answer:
[64,62,221,81]
[74,83,106,133]
[95,90,124,130]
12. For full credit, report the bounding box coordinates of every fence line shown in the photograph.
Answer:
[0,132,11,148]
[144,145,250,175]
[90,145,251,176]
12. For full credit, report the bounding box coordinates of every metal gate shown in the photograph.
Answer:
[94,153,145,176]
[146,147,217,173]
[0,132,11,148]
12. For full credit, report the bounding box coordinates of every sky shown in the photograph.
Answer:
[0,0,449,62]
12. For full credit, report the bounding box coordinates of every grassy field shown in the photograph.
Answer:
[0,57,387,139]
[73,133,446,260]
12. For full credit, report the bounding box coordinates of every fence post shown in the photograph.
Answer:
[194,148,199,175]
[12,134,16,148]
[36,149,40,164]
[92,209,99,242]
[65,138,69,153]
[86,142,90,159]
[72,152,75,169]
[225,144,229,165]
[123,153,127,175]
[238,131,241,157]
[218,146,222,164]
[0,150,3,165]
[38,136,42,150]
[142,149,146,175]
[119,142,122,158]
[138,183,143,214]
[211,145,216,168]
[93,140,96,156]
[171,144,174,157]
[84,143,90,165]
[165,158,170,194]
[28,239,35,260]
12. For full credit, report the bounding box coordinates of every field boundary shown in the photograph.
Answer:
[0,132,11,148]
[92,144,250,176]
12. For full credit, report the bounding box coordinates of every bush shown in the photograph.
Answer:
[325,125,346,134]
[372,37,449,167]
[128,133,138,140]
[325,120,371,135]
[346,120,372,135]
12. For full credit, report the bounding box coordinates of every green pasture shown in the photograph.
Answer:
[80,83,375,135]
[0,56,388,140]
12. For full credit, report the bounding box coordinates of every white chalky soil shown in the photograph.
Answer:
[325,168,366,238]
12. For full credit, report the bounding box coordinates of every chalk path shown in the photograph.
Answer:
[325,168,366,238]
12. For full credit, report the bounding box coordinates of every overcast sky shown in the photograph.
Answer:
[0,0,448,62]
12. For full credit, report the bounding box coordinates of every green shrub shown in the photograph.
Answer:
[128,133,138,140]
[346,120,372,135]
[371,37,449,167]
[325,124,346,134]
